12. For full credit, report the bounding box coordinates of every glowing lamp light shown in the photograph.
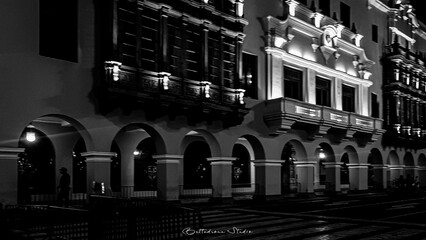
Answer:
[319,149,326,160]
[201,81,211,99]
[236,1,244,17]
[105,61,122,81]
[273,36,286,48]
[26,124,36,143]
[235,89,246,104]
[287,0,298,16]
[133,150,141,156]
[159,72,171,90]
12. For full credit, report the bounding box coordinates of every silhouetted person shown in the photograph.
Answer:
[58,167,70,207]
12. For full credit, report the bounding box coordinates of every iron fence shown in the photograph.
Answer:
[1,196,203,240]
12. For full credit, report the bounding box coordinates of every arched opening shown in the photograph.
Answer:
[183,141,212,189]
[388,151,401,188]
[367,148,384,190]
[18,127,56,203]
[72,138,87,193]
[340,153,349,186]
[403,152,415,186]
[315,143,335,191]
[134,137,157,191]
[231,144,251,186]
[110,141,121,192]
[281,143,296,194]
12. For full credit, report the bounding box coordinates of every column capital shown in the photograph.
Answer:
[153,154,183,164]
[253,159,284,166]
[81,151,116,163]
[388,165,404,170]
[207,157,236,165]
[323,162,343,168]
[0,147,25,159]
[347,163,370,169]
[293,160,316,165]
[417,166,426,171]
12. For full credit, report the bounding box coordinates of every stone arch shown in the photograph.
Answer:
[403,152,415,166]
[418,154,426,166]
[368,148,383,165]
[111,123,167,196]
[18,114,91,203]
[387,150,399,165]
[343,145,359,164]
[180,130,220,157]
[368,148,385,189]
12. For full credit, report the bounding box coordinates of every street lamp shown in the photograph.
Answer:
[25,124,36,143]
[318,148,326,160]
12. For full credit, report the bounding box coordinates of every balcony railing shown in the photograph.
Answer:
[264,98,384,139]
[384,43,426,66]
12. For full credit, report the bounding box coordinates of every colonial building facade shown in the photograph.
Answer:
[1,0,426,205]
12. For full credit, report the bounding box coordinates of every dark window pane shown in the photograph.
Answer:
[371,93,379,118]
[39,0,78,62]
[242,52,258,99]
[342,84,355,112]
[372,24,378,43]
[316,77,331,107]
[284,66,303,101]
[319,0,330,16]
[340,2,351,28]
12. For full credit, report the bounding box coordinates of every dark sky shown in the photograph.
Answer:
[411,0,426,24]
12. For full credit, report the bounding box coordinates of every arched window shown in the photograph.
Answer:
[18,128,56,202]
[183,141,211,188]
[72,138,87,193]
[134,138,157,191]
[232,144,251,186]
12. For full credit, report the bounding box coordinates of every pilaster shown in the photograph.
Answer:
[0,147,25,205]
[207,157,235,201]
[153,154,182,201]
[81,151,116,195]
[253,159,284,200]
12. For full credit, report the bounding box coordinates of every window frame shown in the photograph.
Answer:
[284,65,304,101]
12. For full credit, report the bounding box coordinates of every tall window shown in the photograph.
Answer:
[342,84,355,112]
[319,0,330,16]
[284,66,303,101]
[39,0,78,62]
[316,77,331,107]
[372,24,378,43]
[340,2,351,28]
[371,93,379,118]
[242,52,258,99]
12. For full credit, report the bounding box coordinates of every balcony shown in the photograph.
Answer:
[101,64,248,126]
[384,43,426,67]
[263,98,384,142]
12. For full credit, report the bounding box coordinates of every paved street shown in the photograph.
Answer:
[186,192,426,239]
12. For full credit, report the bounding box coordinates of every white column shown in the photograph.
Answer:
[306,69,316,104]
[347,163,369,191]
[294,161,315,193]
[81,151,116,195]
[334,78,342,110]
[359,85,369,116]
[0,147,25,205]
[253,160,284,199]
[207,157,235,200]
[153,155,182,201]
[324,162,342,192]
[270,53,284,99]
